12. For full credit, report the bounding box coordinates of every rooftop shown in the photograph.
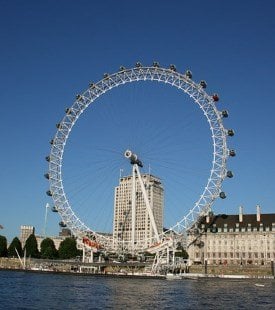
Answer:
[199,213,275,230]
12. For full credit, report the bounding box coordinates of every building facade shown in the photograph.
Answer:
[113,174,164,251]
[187,207,275,265]
[35,235,67,251]
[35,229,72,251]
[20,225,35,248]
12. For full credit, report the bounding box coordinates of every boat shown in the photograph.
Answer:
[166,273,182,280]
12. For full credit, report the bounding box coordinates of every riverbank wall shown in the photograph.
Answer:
[1,258,274,278]
[189,264,274,278]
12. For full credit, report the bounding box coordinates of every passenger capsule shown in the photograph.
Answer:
[89,82,95,88]
[51,206,58,212]
[44,173,49,180]
[65,108,71,114]
[200,80,207,88]
[76,94,84,102]
[212,94,219,102]
[135,62,142,68]
[49,139,54,145]
[169,64,176,71]
[153,61,160,67]
[59,221,67,227]
[227,129,235,136]
[226,171,234,178]
[46,190,52,197]
[185,70,192,79]
[219,192,226,199]
[119,66,126,71]
[221,110,229,118]
[45,156,50,162]
[208,211,214,217]
[103,73,109,79]
[229,149,236,157]
[56,123,61,129]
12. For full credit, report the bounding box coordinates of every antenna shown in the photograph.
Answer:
[43,203,50,237]
[119,168,123,179]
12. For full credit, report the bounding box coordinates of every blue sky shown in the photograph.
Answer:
[0,0,274,242]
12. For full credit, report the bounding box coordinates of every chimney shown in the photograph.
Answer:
[206,210,212,223]
[256,205,261,222]
[239,206,243,223]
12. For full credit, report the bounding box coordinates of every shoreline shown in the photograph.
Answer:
[0,267,166,279]
[1,267,274,280]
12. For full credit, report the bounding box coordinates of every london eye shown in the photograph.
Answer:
[45,62,234,253]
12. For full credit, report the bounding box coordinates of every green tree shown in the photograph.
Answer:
[8,237,23,257]
[24,234,40,258]
[40,238,58,259]
[175,243,189,259]
[0,235,8,257]
[58,237,78,259]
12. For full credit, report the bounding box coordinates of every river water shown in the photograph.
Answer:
[0,270,273,309]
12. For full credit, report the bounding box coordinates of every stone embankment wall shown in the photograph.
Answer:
[1,258,274,277]
[189,264,273,277]
[0,258,72,272]
[0,258,22,269]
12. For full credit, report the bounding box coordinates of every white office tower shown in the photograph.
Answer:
[113,174,164,252]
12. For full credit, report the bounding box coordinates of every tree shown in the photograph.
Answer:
[24,234,40,258]
[40,238,58,259]
[175,242,189,259]
[58,237,79,259]
[8,237,23,257]
[0,235,8,257]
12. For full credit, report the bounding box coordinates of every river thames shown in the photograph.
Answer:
[0,270,273,309]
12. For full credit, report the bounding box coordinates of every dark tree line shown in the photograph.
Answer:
[0,234,79,259]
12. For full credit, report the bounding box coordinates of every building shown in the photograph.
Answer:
[35,229,72,251]
[20,225,35,248]
[187,206,275,265]
[35,235,67,251]
[113,174,164,252]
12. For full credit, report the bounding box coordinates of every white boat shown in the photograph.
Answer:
[166,273,182,280]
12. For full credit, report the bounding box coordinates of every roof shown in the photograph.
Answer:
[198,213,275,230]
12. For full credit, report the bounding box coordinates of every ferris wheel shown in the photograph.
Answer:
[45,62,235,251]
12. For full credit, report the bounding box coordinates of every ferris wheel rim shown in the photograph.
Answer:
[47,64,231,247]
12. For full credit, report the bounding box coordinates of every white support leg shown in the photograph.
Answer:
[82,246,85,263]
[135,165,160,242]
[131,165,136,252]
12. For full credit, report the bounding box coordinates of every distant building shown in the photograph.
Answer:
[20,225,35,248]
[59,228,72,237]
[35,235,67,251]
[113,174,164,251]
[36,229,72,250]
[187,206,275,265]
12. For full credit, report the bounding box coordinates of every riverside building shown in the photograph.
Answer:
[187,206,275,266]
[113,174,164,252]
[20,225,35,248]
